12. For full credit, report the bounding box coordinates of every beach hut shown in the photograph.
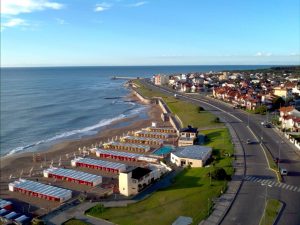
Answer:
[96,149,141,162]
[8,179,72,203]
[71,157,126,174]
[43,167,102,186]
[0,199,12,210]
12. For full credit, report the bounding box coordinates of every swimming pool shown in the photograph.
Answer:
[153,145,174,155]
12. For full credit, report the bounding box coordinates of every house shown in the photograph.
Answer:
[178,125,198,146]
[153,74,169,85]
[119,165,167,196]
[170,145,212,167]
[273,86,293,100]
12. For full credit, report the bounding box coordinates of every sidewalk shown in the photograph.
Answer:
[272,126,300,156]
[199,123,245,225]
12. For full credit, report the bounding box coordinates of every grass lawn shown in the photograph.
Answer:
[259,199,282,225]
[133,79,221,129]
[86,128,234,225]
[62,218,92,225]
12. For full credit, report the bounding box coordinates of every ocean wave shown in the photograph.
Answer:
[5,106,145,156]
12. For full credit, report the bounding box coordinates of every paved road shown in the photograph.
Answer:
[142,80,300,225]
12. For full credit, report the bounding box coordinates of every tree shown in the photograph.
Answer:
[211,168,228,180]
[254,105,267,115]
[272,97,285,109]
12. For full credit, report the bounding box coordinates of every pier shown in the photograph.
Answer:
[111,76,139,80]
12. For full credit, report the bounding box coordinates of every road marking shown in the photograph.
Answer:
[266,180,273,185]
[274,182,280,187]
[297,188,300,192]
[292,186,298,191]
[289,186,294,190]
[269,181,275,186]
[282,184,287,189]
[253,178,259,182]
[278,183,283,188]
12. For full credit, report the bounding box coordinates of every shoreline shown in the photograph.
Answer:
[0,92,159,170]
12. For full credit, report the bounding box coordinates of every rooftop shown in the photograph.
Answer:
[44,167,102,183]
[72,157,127,170]
[172,145,212,160]
[180,125,198,133]
[96,149,141,158]
[9,179,72,198]
[131,167,152,180]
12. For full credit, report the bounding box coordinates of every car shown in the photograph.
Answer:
[264,123,272,128]
[246,139,252,144]
[261,121,267,126]
[280,168,288,176]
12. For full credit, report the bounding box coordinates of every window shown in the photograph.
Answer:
[189,162,193,165]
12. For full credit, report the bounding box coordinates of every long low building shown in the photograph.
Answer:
[120,136,164,146]
[135,130,169,139]
[102,142,151,153]
[171,145,212,168]
[43,167,102,187]
[96,149,141,162]
[71,157,127,173]
[147,127,177,134]
[8,179,72,203]
[0,199,12,210]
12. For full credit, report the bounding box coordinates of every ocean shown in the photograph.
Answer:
[0,65,271,156]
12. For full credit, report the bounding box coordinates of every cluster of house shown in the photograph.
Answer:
[152,72,300,111]
[279,106,300,132]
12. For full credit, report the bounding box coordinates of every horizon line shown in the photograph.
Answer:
[1,64,300,69]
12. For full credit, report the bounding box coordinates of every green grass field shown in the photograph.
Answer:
[62,218,91,225]
[86,128,234,225]
[133,79,221,128]
[259,199,282,225]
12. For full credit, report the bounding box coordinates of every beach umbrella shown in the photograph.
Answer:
[73,152,76,158]
[78,147,81,151]
[29,167,34,176]
[66,153,69,159]
[40,163,43,169]
[9,174,12,180]
[83,146,86,151]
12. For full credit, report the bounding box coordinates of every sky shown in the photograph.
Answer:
[1,0,300,67]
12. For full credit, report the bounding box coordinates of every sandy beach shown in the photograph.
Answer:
[0,92,165,215]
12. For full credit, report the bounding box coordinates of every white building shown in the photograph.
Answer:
[119,165,168,196]
[171,145,212,168]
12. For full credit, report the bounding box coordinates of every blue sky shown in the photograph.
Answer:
[1,0,300,66]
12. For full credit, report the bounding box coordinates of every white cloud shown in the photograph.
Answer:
[56,18,68,25]
[94,2,112,12]
[2,18,28,27]
[255,52,272,57]
[1,0,64,16]
[128,1,148,7]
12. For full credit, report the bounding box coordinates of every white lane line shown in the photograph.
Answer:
[297,188,300,192]
[274,182,280,187]
[289,186,294,191]
[282,184,288,189]
[278,183,283,188]
[253,178,259,182]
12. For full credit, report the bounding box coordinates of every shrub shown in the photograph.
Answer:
[214,117,220,123]
[198,106,205,112]
[211,168,228,180]
[254,105,267,115]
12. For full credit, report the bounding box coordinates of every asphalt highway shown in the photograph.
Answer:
[141,80,300,225]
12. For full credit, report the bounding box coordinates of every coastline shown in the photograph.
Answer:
[0,92,160,170]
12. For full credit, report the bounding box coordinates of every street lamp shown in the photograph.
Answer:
[261,183,272,225]
[277,141,284,171]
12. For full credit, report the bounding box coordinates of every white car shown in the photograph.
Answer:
[280,168,288,176]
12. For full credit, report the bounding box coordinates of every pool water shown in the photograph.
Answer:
[153,145,174,155]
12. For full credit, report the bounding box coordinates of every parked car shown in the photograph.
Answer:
[280,168,288,176]
[264,123,272,128]
[246,139,252,144]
